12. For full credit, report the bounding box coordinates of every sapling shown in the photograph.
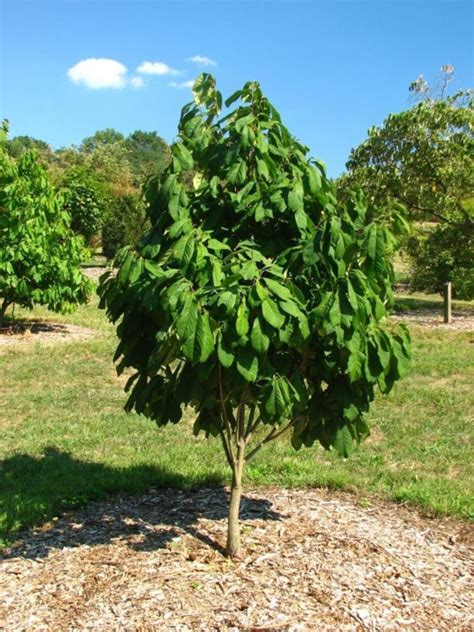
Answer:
[99,75,410,557]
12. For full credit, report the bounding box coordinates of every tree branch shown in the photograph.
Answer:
[219,430,234,469]
[245,420,294,463]
[218,363,235,465]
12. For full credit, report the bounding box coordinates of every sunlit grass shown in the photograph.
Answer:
[1,293,473,546]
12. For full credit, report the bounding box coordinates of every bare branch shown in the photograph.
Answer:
[219,430,234,469]
[218,364,235,464]
[245,420,294,463]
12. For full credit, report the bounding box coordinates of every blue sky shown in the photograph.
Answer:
[1,0,472,176]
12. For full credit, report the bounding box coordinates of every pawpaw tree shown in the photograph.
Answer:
[0,122,91,326]
[98,75,410,557]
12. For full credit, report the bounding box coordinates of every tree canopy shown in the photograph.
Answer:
[0,123,91,323]
[99,74,410,556]
[340,91,474,227]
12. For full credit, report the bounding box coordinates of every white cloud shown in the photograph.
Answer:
[186,55,217,67]
[137,61,180,76]
[169,80,195,89]
[130,76,145,88]
[67,58,127,89]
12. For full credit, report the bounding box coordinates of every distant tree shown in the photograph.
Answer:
[6,134,54,163]
[99,75,410,557]
[80,128,125,153]
[0,123,90,325]
[340,69,473,227]
[124,130,170,181]
[61,167,107,244]
[102,193,148,259]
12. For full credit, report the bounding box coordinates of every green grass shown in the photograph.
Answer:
[1,294,473,546]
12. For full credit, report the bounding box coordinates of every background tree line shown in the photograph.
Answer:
[5,127,171,259]
[4,66,473,297]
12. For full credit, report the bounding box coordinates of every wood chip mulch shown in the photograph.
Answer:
[1,487,472,630]
[392,310,474,332]
[0,322,97,348]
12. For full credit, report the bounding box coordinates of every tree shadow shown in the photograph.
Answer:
[0,317,69,336]
[0,448,282,560]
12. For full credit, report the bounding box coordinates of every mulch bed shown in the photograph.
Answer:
[1,487,472,630]
[392,310,474,332]
[0,321,97,348]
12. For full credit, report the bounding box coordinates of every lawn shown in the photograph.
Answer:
[1,291,473,546]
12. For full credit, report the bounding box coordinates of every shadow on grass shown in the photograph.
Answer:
[0,318,70,336]
[0,448,282,559]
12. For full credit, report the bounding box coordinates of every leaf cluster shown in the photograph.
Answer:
[0,142,91,315]
[99,75,410,460]
[340,92,474,228]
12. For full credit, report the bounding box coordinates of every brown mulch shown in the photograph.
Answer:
[392,310,474,332]
[1,488,472,630]
[0,321,97,348]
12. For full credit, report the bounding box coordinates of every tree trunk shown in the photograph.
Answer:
[0,299,10,329]
[226,447,244,558]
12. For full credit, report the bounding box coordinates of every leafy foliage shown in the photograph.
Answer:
[407,219,474,299]
[0,126,91,320]
[340,91,474,227]
[99,75,410,555]
[62,167,106,244]
[102,193,148,259]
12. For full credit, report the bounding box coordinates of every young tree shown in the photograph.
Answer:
[99,75,410,557]
[0,124,91,325]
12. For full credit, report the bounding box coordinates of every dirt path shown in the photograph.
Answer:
[1,487,472,630]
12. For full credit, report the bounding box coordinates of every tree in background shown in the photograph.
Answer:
[0,123,91,325]
[61,167,108,245]
[80,128,125,153]
[124,130,170,182]
[99,75,410,557]
[340,67,473,296]
[102,193,148,259]
[5,134,54,164]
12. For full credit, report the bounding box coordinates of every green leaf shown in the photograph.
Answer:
[347,351,364,382]
[217,332,235,367]
[196,311,214,362]
[264,277,292,301]
[212,260,224,286]
[261,297,285,329]
[250,316,270,353]
[288,183,304,213]
[333,425,353,458]
[218,291,236,314]
[236,346,258,382]
[173,143,194,170]
[236,298,249,337]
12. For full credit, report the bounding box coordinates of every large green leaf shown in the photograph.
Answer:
[236,298,250,337]
[250,316,270,353]
[261,297,285,329]
[236,346,258,382]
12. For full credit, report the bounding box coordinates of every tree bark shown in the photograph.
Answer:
[0,299,10,329]
[226,445,245,558]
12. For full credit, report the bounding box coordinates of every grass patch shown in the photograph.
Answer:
[1,296,473,546]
